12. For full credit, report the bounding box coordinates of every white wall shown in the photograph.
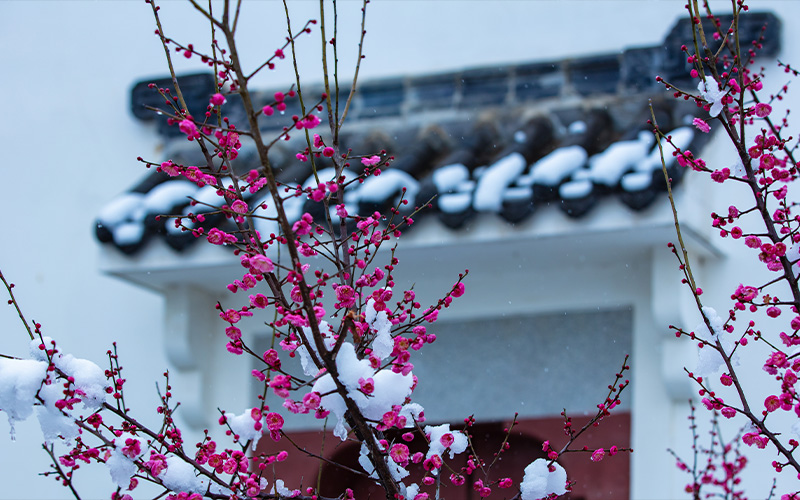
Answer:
[2,1,798,499]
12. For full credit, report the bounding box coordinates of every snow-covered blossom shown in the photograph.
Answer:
[158,455,209,494]
[311,342,414,440]
[106,449,137,488]
[694,307,738,377]
[222,409,265,451]
[520,459,568,500]
[0,357,47,437]
[425,424,468,460]
[698,77,728,118]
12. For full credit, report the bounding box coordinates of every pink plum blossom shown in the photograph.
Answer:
[250,255,274,273]
[693,117,710,133]
[361,155,380,166]
[209,93,226,106]
[755,102,773,118]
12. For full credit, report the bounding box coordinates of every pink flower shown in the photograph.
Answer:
[302,392,321,410]
[250,254,274,273]
[220,309,241,323]
[207,228,236,245]
[440,433,455,448]
[231,199,248,214]
[160,161,181,177]
[710,168,730,183]
[262,105,274,116]
[145,452,167,476]
[227,341,243,355]
[223,458,237,474]
[310,186,326,202]
[755,102,773,118]
[361,155,381,166]
[300,114,321,130]
[381,410,397,429]
[293,213,314,236]
[335,285,357,308]
[322,147,335,158]
[225,326,242,340]
[334,204,348,219]
[423,454,443,471]
[263,349,280,367]
[179,119,200,140]
[591,448,605,462]
[498,477,513,488]
[765,395,781,412]
[266,412,284,431]
[209,93,226,106]
[249,294,269,309]
[122,438,141,459]
[745,235,762,249]
[358,377,375,395]
[693,117,710,133]
[450,473,465,485]
[87,414,103,429]
[389,443,410,465]
[742,432,769,449]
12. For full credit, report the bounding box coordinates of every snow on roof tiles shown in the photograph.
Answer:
[97,13,778,255]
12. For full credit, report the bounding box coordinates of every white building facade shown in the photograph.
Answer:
[2,2,798,499]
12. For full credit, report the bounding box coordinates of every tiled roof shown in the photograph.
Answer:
[96,13,778,255]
